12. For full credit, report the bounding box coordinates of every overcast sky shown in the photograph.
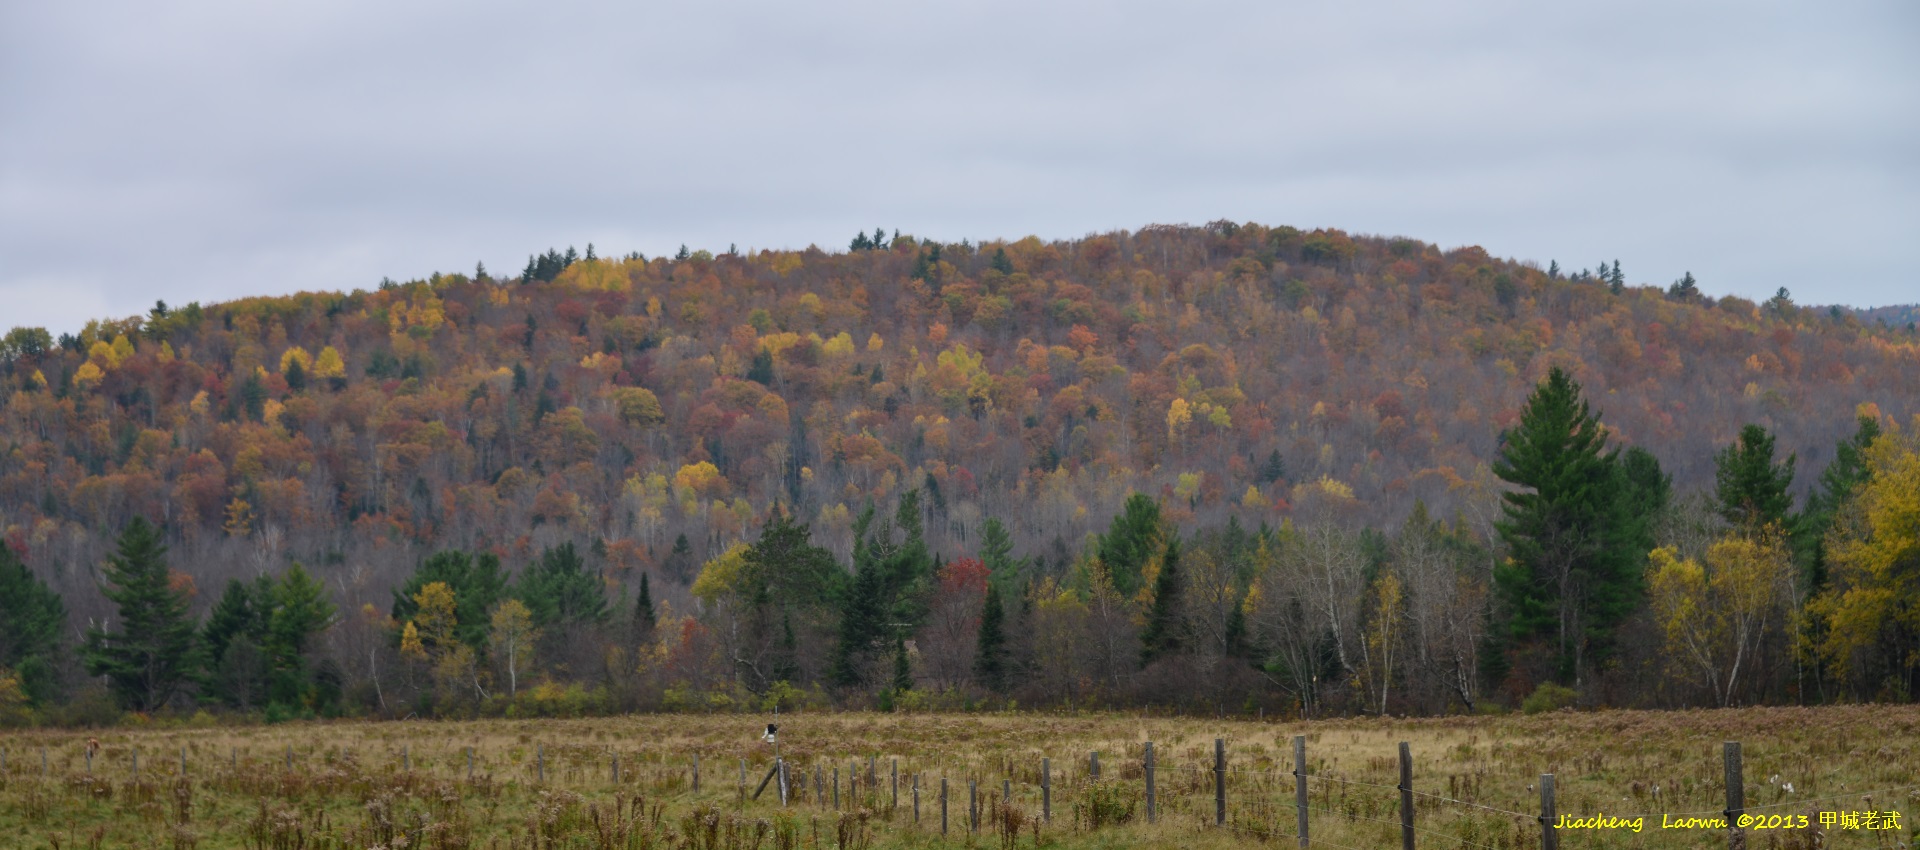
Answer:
[3,1,1915,334]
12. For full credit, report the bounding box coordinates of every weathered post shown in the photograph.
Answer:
[1724,741,1744,850]
[1539,774,1557,850]
[466,747,473,780]
[1399,742,1415,850]
[1294,736,1309,849]
[1215,738,1226,827]
[833,765,840,810]
[86,746,92,773]
[814,764,823,805]
[285,746,291,771]
[778,759,790,806]
[403,746,410,772]
[892,758,899,810]
[969,779,978,833]
[1042,757,1052,823]
[1145,741,1157,823]
[913,773,921,823]
[1090,750,1100,780]
[613,751,620,784]
[941,776,949,835]
[693,753,700,793]
[132,747,138,780]
[180,746,186,777]
[537,744,544,783]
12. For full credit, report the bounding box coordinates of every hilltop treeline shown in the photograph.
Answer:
[1,222,1916,722]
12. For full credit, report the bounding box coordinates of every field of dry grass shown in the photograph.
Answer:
[1,705,1915,849]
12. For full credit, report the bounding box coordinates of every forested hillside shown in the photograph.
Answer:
[2,222,1916,722]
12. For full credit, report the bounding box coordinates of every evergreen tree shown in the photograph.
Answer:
[746,349,775,385]
[1257,449,1288,485]
[891,636,913,692]
[978,517,1027,597]
[1801,415,1882,588]
[518,542,609,626]
[1547,260,1561,279]
[265,563,335,706]
[391,550,508,649]
[1097,493,1162,596]
[990,247,1014,275]
[201,576,272,708]
[0,542,65,705]
[635,572,658,636]
[82,518,198,711]
[974,582,1008,691]
[1140,534,1186,665]
[283,356,307,392]
[1490,368,1640,686]
[1715,424,1796,533]
[665,533,696,583]
[1668,271,1699,300]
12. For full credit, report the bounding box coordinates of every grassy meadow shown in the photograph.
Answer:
[0,705,1914,850]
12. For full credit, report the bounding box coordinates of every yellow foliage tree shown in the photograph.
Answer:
[1167,398,1193,443]
[313,346,346,380]
[279,346,313,374]
[411,581,459,652]
[674,461,728,501]
[73,361,105,389]
[1813,419,1920,688]
[489,599,538,697]
[1648,531,1795,706]
[690,542,751,604]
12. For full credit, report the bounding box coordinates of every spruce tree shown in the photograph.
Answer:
[892,636,913,692]
[1715,424,1796,533]
[0,542,65,705]
[1490,368,1640,685]
[1097,493,1162,597]
[83,518,198,712]
[974,582,1007,691]
[1140,534,1186,665]
[635,572,658,636]
[518,542,609,626]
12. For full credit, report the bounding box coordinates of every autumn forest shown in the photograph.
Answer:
[2,222,1917,726]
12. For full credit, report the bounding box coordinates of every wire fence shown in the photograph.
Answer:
[3,736,1915,848]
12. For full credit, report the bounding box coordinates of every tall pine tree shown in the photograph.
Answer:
[83,518,198,712]
[0,542,65,705]
[1715,424,1796,533]
[1140,534,1186,665]
[974,582,1008,691]
[1491,368,1642,687]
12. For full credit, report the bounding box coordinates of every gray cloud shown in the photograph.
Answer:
[4,0,1915,333]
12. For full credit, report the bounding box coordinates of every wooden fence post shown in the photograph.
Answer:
[1214,738,1226,827]
[86,747,92,773]
[1539,774,1557,850]
[814,764,823,806]
[913,773,920,823]
[1294,736,1308,849]
[285,746,291,771]
[466,747,473,780]
[941,776,949,835]
[132,748,138,780]
[1145,741,1156,823]
[779,759,789,806]
[613,751,620,784]
[1042,757,1051,823]
[180,746,186,777]
[892,758,899,810]
[1724,741,1744,850]
[870,755,877,804]
[694,753,700,793]
[403,746,409,772]
[1399,742,1415,850]
[969,779,978,833]
[537,744,544,783]
[1090,750,1100,780]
